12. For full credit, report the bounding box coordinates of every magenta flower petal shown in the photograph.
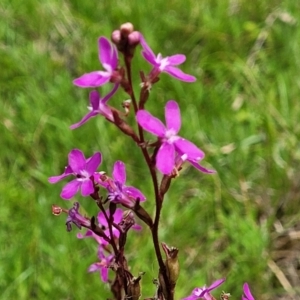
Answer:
[186,158,216,174]
[167,54,186,65]
[206,278,226,292]
[112,208,123,223]
[73,71,110,88]
[123,186,146,201]
[174,138,205,161]
[86,152,102,175]
[99,37,117,69]
[164,65,196,82]
[112,161,126,185]
[68,149,86,173]
[90,90,101,108]
[156,142,175,174]
[61,179,81,200]
[48,166,73,183]
[101,267,109,283]
[136,110,166,137]
[165,100,181,133]
[88,263,100,273]
[102,84,119,104]
[70,111,98,129]
[242,283,255,300]
[81,179,94,197]
[77,230,94,239]
[139,34,156,62]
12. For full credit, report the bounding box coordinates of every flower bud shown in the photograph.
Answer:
[120,22,134,37]
[111,30,121,44]
[128,31,140,46]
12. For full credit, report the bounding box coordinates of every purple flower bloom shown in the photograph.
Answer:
[96,160,146,208]
[73,37,119,88]
[70,86,118,129]
[182,278,225,300]
[48,149,102,200]
[242,283,255,300]
[66,202,91,232]
[88,248,114,283]
[136,100,206,174]
[139,34,196,82]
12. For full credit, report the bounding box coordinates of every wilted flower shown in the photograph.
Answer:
[66,202,91,231]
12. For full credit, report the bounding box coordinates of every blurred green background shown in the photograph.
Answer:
[1,0,300,299]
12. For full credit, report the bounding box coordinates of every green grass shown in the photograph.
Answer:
[1,0,300,299]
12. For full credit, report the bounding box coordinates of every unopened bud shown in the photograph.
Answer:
[122,99,131,115]
[128,31,140,46]
[120,22,134,37]
[111,30,121,45]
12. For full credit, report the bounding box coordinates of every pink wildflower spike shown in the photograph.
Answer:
[48,149,102,200]
[242,283,255,300]
[70,85,118,129]
[139,34,196,82]
[73,37,119,88]
[136,100,206,174]
[181,278,225,300]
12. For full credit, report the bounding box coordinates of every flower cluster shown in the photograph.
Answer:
[49,23,257,300]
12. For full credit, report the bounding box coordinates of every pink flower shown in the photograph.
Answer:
[136,100,208,175]
[88,248,114,283]
[48,149,102,200]
[140,34,196,82]
[96,160,146,207]
[70,86,118,129]
[73,37,119,88]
